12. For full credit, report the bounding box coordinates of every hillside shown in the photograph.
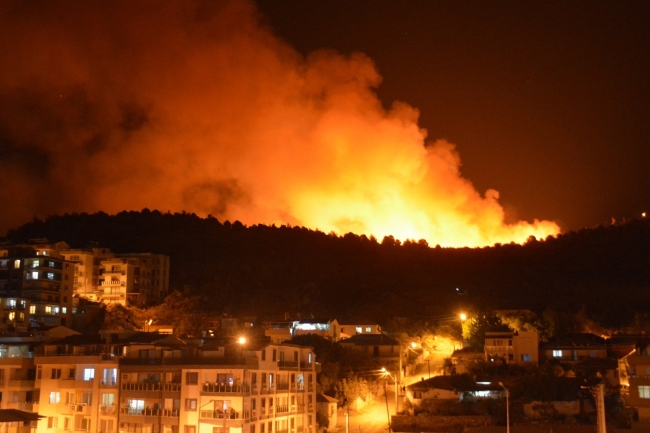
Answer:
[4,210,650,326]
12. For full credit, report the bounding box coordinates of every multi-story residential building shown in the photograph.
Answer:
[61,247,114,302]
[32,332,318,433]
[0,246,75,329]
[2,241,170,308]
[0,336,44,412]
[35,333,121,433]
[484,331,539,365]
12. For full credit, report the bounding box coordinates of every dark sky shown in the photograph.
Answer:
[256,0,650,230]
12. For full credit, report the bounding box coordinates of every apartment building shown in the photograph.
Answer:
[32,332,318,433]
[62,249,170,307]
[0,338,42,411]
[0,246,75,329]
[35,333,121,433]
[2,241,170,308]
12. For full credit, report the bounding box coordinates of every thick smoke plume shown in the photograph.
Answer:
[0,1,558,247]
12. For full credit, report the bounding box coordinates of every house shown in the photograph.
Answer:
[339,334,402,362]
[540,333,608,363]
[316,394,338,431]
[405,375,503,404]
[291,319,340,342]
[484,330,538,365]
[337,319,381,340]
[619,341,650,421]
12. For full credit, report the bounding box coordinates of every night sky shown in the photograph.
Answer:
[257,0,650,230]
[1,1,649,244]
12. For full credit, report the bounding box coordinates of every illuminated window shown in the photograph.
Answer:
[29,306,35,314]
[356,327,362,333]
[366,327,372,332]
[33,260,40,268]
[13,260,20,269]
[62,307,67,314]
[552,350,562,358]
[46,272,54,280]
[6,299,16,308]
[31,271,38,280]
[640,386,650,399]
[521,354,532,362]
[83,368,94,381]
[7,312,15,321]
[49,391,60,404]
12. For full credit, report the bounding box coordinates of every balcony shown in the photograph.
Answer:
[278,360,299,370]
[122,382,161,392]
[59,378,94,389]
[8,378,35,387]
[199,410,247,421]
[202,383,249,395]
[5,402,34,411]
[120,407,180,417]
[101,378,118,387]
[100,404,116,414]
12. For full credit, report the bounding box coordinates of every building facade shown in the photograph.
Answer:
[32,332,318,433]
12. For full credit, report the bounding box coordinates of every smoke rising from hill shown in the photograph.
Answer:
[0,0,558,246]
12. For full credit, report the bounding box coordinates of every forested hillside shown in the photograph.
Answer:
[4,210,650,326]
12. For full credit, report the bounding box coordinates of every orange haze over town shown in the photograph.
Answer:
[0,1,559,246]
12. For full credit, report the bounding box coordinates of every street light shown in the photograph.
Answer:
[381,367,399,418]
[499,382,509,433]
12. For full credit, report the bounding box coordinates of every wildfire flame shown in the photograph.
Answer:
[0,1,559,246]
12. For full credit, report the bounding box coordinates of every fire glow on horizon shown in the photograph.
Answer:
[0,1,559,247]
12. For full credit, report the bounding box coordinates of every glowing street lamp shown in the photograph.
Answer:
[459,312,467,321]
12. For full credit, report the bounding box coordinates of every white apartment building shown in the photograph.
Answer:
[32,332,318,433]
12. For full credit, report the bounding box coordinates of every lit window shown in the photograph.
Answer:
[6,299,16,308]
[29,306,35,314]
[33,260,40,268]
[62,307,67,314]
[356,327,362,334]
[640,386,650,399]
[31,271,38,280]
[552,350,562,358]
[47,272,54,280]
[7,312,15,321]
[366,327,372,332]
[83,368,94,381]
[49,391,61,404]
[13,260,20,269]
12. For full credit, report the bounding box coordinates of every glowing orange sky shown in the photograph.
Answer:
[0,1,559,247]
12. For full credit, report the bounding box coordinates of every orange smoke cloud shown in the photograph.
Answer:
[0,0,558,247]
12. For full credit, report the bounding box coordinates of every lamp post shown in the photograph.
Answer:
[198,399,217,433]
[499,382,509,433]
[381,368,399,418]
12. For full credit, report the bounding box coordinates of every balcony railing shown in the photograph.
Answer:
[120,407,180,417]
[199,410,247,420]
[100,404,116,413]
[122,382,161,391]
[101,378,118,387]
[278,360,299,369]
[202,383,249,394]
